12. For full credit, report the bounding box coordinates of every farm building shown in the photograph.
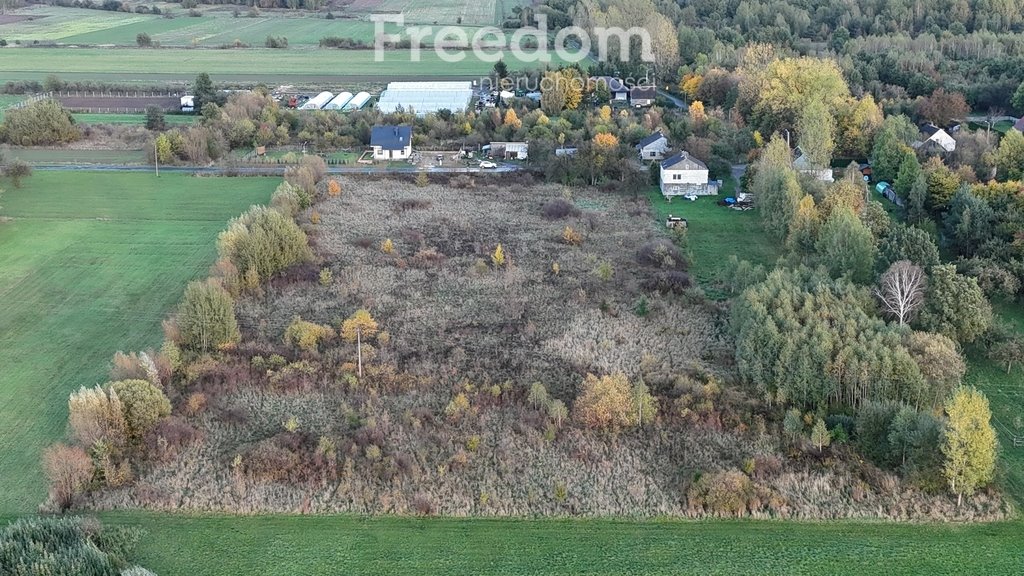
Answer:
[913,124,956,153]
[793,147,834,182]
[630,86,657,107]
[344,92,372,111]
[376,81,474,115]
[371,125,413,160]
[179,95,195,113]
[590,76,629,101]
[488,141,528,160]
[324,92,354,110]
[636,131,670,161]
[300,91,334,110]
[660,151,715,197]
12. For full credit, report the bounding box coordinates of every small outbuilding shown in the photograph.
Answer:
[489,141,528,160]
[371,125,413,161]
[180,95,195,113]
[875,181,905,207]
[660,151,716,197]
[636,130,670,161]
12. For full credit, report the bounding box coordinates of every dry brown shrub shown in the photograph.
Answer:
[396,198,433,211]
[184,392,208,416]
[42,443,93,511]
[542,198,580,220]
[687,469,756,517]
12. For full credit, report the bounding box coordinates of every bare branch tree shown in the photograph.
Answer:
[876,260,926,326]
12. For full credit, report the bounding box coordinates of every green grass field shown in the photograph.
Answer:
[0,46,547,84]
[646,182,782,296]
[0,3,522,46]
[70,112,197,125]
[98,512,1019,575]
[2,148,146,164]
[0,172,276,514]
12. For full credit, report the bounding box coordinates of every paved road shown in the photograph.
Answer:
[31,163,522,175]
[657,89,685,108]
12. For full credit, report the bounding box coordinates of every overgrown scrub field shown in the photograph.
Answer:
[107,512,1022,575]
[85,178,1000,521]
[0,47,540,84]
[0,172,275,514]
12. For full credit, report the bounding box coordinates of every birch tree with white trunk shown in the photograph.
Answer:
[876,260,926,326]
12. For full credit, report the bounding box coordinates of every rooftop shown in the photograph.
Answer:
[661,151,707,171]
[371,125,413,150]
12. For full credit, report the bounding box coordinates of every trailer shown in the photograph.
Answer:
[299,91,334,110]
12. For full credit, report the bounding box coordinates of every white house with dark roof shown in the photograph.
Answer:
[793,147,834,182]
[590,76,629,101]
[371,125,413,160]
[636,131,670,161]
[913,124,956,153]
[660,151,715,197]
[630,86,657,107]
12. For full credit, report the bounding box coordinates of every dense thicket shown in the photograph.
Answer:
[732,267,928,409]
[0,516,146,576]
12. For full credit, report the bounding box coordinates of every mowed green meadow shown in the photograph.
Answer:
[0,46,546,83]
[110,512,1022,575]
[0,172,276,513]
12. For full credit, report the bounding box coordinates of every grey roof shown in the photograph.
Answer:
[591,76,628,93]
[661,151,707,171]
[630,86,657,100]
[371,125,412,150]
[920,124,940,137]
[636,131,667,149]
[1014,117,1024,132]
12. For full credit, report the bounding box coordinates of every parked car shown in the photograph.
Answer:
[479,161,497,169]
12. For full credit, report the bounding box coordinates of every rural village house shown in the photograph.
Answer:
[636,131,670,161]
[371,125,413,161]
[793,147,835,182]
[913,124,957,153]
[660,151,715,197]
[630,86,657,107]
[590,76,629,101]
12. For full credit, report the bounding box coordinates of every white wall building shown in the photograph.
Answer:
[660,152,714,197]
[371,125,413,160]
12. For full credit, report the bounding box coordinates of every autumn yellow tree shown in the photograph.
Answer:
[943,387,999,506]
[491,244,506,267]
[503,108,522,129]
[341,309,379,377]
[688,100,706,124]
[327,179,341,197]
[598,105,612,122]
[680,73,703,99]
[593,132,619,150]
[787,194,820,253]
[573,373,656,430]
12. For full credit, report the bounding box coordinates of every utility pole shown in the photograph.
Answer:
[154,139,159,177]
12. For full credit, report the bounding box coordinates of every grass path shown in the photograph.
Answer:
[0,172,275,513]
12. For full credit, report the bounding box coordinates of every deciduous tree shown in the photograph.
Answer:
[942,387,998,506]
